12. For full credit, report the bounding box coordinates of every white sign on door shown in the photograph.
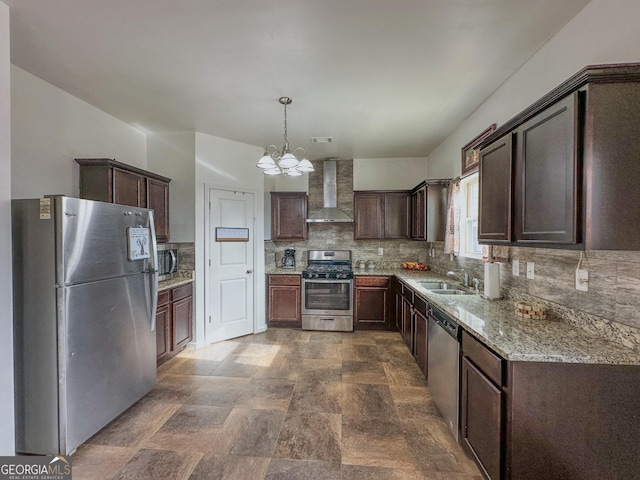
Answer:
[127,226,150,261]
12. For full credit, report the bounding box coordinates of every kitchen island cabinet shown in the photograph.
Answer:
[76,158,171,243]
[156,281,193,365]
[354,275,390,330]
[267,274,301,327]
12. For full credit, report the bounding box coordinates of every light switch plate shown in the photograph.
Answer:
[512,260,520,276]
[526,262,535,280]
[378,247,384,256]
[576,268,589,291]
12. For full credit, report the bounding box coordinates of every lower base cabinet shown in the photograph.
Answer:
[461,330,640,480]
[461,355,503,480]
[267,274,301,328]
[354,276,390,330]
[156,282,193,365]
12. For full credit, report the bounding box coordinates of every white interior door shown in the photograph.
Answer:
[206,188,255,344]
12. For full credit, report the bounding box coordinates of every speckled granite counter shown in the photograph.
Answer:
[393,271,640,365]
[267,266,640,365]
[158,276,194,292]
[265,266,305,275]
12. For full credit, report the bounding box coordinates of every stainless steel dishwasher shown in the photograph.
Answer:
[427,305,461,441]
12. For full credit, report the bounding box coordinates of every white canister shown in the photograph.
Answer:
[484,262,501,299]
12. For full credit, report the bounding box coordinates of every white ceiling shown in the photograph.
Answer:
[5,0,591,160]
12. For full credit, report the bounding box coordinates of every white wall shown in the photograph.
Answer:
[0,1,14,455]
[354,157,428,189]
[147,132,196,242]
[11,66,146,198]
[427,0,640,178]
[194,132,265,346]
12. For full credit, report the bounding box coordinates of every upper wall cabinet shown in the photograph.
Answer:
[411,180,449,241]
[478,63,640,250]
[76,158,171,243]
[354,191,410,240]
[478,135,513,243]
[271,192,308,241]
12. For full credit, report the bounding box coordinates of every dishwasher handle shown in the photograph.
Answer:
[429,310,460,340]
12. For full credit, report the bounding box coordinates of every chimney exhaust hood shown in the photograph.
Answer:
[306,160,354,223]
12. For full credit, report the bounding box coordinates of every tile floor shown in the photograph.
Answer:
[72,329,482,480]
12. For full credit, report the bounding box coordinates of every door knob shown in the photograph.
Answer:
[246,269,253,274]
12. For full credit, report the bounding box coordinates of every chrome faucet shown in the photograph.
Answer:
[472,278,480,293]
[447,270,470,287]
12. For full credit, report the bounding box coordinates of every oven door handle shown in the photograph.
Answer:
[302,278,353,284]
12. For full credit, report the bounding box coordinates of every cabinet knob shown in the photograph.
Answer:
[246,269,253,274]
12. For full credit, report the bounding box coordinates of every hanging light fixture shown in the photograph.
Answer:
[256,97,314,176]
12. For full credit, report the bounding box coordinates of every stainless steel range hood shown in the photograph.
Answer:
[306,160,354,223]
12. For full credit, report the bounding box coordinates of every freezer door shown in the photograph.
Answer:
[60,273,156,454]
[58,197,155,285]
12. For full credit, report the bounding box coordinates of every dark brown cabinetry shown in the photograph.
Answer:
[411,180,449,241]
[353,191,410,240]
[354,276,390,330]
[76,158,172,243]
[270,192,308,241]
[155,291,172,364]
[460,332,504,480]
[267,274,301,327]
[156,282,193,365]
[478,63,640,250]
[412,296,428,374]
[461,329,640,480]
[393,281,428,376]
[478,135,513,243]
[400,285,414,351]
[515,93,580,244]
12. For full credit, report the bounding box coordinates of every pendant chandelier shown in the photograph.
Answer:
[256,97,314,176]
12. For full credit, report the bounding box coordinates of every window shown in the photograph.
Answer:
[459,173,481,258]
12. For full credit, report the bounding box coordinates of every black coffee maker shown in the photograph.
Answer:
[281,249,296,269]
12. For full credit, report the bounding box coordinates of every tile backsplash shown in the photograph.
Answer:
[266,223,430,270]
[267,234,640,349]
[426,242,640,349]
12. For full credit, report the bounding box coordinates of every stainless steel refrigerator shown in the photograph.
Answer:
[12,196,159,455]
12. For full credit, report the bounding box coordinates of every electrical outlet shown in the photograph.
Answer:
[526,262,535,280]
[378,247,384,256]
[576,268,589,291]
[512,260,520,276]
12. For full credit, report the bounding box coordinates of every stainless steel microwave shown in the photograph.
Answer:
[157,246,178,281]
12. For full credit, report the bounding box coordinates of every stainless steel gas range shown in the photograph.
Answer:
[301,250,354,332]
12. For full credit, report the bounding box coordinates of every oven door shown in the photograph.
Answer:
[302,278,353,316]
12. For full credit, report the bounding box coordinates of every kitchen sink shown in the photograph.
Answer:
[418,282,457,290]
[417,282,471,295]
[427,289,470,295]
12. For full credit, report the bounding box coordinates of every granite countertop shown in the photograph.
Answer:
[266,266,640,365]
[266,266,306,275]
[394,271,640,366]
[158,275,194,291]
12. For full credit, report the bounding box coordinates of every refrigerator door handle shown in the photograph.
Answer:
[148,212,159,331]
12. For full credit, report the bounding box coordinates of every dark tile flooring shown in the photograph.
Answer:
[72,329,482,480]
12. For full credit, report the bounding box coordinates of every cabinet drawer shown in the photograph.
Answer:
[355,276,389,287]
[269,275,301,286]
[402,284,414,303]
[462,330,504,386]
[413,295,428,317]
[171,282,193,302]
[157,290,170,307]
